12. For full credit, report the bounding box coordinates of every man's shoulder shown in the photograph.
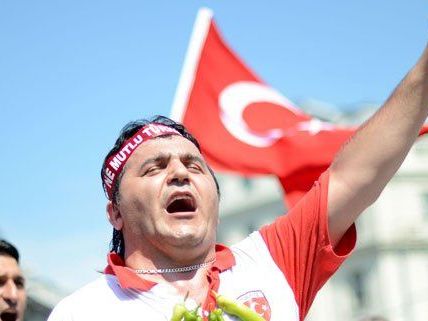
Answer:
[230,231,273,265]
[231,230,270,251]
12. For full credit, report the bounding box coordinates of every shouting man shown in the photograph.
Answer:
[48,43,428,321]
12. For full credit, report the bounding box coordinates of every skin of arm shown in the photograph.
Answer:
[327,44,428,246]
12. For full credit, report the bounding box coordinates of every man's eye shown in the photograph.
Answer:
[188,163,202,172]
[15,278,25,289]
[144,166,160,175]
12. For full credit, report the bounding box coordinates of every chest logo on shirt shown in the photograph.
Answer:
[237,290,271,321]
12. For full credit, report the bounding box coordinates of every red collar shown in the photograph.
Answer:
[104,244,235,291]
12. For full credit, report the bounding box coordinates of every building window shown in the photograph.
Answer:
[421,192,428,220]
[247,223,257,235]
[350,271,366,308]
[242,178,253,191]
[414,139,428,155]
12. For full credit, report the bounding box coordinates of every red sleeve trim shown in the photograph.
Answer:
[260,170,356,320]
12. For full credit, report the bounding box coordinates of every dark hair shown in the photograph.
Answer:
[0,239,20,263]
[101,115,220,257]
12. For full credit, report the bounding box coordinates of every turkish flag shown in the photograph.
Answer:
[171,8,428,207]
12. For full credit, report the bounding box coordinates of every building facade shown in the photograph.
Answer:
[24,273,65,321]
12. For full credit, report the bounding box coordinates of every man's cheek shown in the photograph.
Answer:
[0,298,9,312]
[21,293,27,306]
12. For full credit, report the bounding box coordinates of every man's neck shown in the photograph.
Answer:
[125,251,214,305]
[124,236,216,268]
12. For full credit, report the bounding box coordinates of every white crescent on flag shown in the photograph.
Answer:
[219,81,303,147]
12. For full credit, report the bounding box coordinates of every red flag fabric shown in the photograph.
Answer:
[171,8,428,207]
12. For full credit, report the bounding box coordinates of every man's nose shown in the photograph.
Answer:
[167,160,190,185]
[2,280,18,304]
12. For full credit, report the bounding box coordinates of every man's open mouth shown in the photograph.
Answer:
[1,311,18,321]
[166,193,196,213]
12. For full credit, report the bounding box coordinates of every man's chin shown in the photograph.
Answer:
[161,228,206,248]
[170,233,201,247]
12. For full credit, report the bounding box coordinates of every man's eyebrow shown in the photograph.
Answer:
[138,153,206,170]
[182,154,206,166]
[0,273,24,279]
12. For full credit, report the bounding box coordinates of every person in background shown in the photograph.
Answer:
[0,240,26,321]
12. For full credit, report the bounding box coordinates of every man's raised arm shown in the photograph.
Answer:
[328,44,428,246]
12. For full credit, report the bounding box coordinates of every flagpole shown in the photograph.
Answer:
[170,7,213,122]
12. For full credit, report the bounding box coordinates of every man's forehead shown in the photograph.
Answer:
[0,255,22,275]
[132,135,202,160]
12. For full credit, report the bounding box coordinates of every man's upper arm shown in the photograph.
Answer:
[327,171,372,247]
[326,43,428,246]
[260,171,356,318]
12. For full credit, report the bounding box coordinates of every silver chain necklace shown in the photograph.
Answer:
[134,258,216,274]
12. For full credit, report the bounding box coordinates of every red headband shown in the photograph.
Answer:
[103,123,181,200]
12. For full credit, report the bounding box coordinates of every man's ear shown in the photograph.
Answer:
[106,201,123,230]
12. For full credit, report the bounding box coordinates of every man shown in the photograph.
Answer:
[0,240,26,321]
[48,43,428,321]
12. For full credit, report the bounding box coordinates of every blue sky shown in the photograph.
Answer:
[0,1,426,292]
